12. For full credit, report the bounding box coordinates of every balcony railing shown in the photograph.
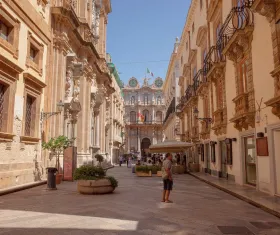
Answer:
[191,126,199,140]
[126,120,163,125]
[53,0,78,13]
[193,69,207,92]
[163,97,175,123]
[203,45,226,75]
[233,92,250,116]
[218,3,254,52]
[185,85,196,101]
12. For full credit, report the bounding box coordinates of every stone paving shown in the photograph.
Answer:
[0,167,280,235]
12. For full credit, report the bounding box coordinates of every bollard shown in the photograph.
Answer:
[46,167,57,190]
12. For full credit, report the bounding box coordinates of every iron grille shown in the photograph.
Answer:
[0,83,5,131]
[25,95,33,136]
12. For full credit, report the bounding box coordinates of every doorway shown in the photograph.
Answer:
[220,141,228,178]
[141,138,151,158]
[244,136,256,186]
[205,143,211,174]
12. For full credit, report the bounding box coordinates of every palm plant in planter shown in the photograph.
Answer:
[74,165,118,194]
[42,135,73,184]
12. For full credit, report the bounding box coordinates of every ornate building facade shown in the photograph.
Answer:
[162,38,181,142]
[0,0,114,190]
[123,77,165,156]
[176,0,280,196]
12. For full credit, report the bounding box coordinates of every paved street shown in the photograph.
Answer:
[0,167,280,235]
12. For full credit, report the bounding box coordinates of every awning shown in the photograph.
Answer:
[149,140,193,153]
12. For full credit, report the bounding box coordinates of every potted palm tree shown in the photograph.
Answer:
[42,135,73,184]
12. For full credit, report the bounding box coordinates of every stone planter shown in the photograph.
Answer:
[77,179,115,195]
[189,163,200,172]
[136,171,152,177]
[156,171,162,177]
[56,174,63,184]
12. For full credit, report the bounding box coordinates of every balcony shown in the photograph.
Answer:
[204,46,226,82]
[193,69,208,96]
[185,130,191,142]
[230,91,255,131]
[191,126,199,142]
[184,85,198,107]
[250,0,276,22]
[125,120,163,126]
[212,108,227,135]
[218,4,254,62]
[200,121,211,140]
[52,0,79,20]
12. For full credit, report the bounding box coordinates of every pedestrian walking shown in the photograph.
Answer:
[161,153,173,203]
[119,155,123,167]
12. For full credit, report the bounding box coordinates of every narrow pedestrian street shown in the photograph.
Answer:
[0,168,280,235]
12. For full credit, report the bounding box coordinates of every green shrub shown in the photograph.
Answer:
[150,165,161,174]
[74,165,105,180]
[95,154,104,166]
[106,176,118,188]
[74,165,118,189]
[136,165,150,173]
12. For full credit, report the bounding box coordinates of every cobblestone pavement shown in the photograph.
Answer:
[0,167,280,235]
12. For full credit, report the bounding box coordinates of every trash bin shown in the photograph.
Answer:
[46,167,57,190]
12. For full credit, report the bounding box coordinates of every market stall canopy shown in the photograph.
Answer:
[149,140,192,153]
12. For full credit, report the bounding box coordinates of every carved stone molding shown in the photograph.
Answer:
[230,92,256,131]
[251,0,276,22]
[200,122,210,140]
[207,0,222,22]
[212,108,227,136]
[222,28,254,62]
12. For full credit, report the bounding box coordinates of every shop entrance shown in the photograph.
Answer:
[141,138,151,159]
[244,136,256,186]
[220,141,228,178]
[205,143,211,174]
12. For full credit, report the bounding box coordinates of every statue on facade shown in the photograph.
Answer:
[65,69,72,98]
[73,79,80,102]
[143,77,150,86]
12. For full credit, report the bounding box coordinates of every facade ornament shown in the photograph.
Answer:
[92,0,101,44]
[73,79,80,102]
[65,68,73,98]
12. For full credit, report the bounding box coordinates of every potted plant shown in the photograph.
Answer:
[135,165,152,177]
[42,135,73,184]
[74,165,118,194]
[95,154,104,166]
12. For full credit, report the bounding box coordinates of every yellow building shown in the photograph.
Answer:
[0,0,51,189]
[176,0,280,196]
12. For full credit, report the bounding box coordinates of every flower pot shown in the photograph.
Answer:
[156,171,162,177]
[77,179,115,195]
[56,174,63,184]
[136,171,152,177]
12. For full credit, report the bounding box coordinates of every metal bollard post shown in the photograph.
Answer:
[46,167,58,190]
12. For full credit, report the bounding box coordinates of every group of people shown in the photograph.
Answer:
[118,155,132,168]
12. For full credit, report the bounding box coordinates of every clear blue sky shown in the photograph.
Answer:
[107,0,191,86]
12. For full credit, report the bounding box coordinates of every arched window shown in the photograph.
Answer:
[157,96,161,104]
[131,96,135,105]
[143,110,149,122]
[156,111,162,123]
[130,111,136,123]
[193,67,197,78]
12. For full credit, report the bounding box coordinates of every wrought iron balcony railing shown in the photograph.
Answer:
[163,97,175,123]
[203,45,226,75]
[126,120,163,125]
[193,69,207,92]
[185,85,196,101]
[218,3,254,52]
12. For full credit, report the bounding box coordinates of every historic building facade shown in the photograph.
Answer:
[123,77,165,156]
[0,0,51,189]
[176,0,280,196]
[107,54,124,164]
[0,0,114,190]
[162,38,181,141]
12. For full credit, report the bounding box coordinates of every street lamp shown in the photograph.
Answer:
[193,107,212,127]
[41,100,64,122]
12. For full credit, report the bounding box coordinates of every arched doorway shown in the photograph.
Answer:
[141,138,151,159]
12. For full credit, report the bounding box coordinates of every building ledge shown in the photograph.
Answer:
[20,136,40,144]
[0,132,15,142]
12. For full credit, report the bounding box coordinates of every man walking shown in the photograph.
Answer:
[119,155,123,167]
[161,153,173,203]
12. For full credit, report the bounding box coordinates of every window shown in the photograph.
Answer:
[192,22,195,34]
[131,96,135,105]
[200,0,203,9]
[26,32,44,75]
[130,111,136,123]
[144,95,148,105]
[0,83,6,131]
[217,79,223,108]
[143,110,149,122]
[181,56,183,65]
[30,46,38,62]
[156,111,162,123]
[193,67,197,78]
[237,57,249,94]
[203,95,209,118]
[0,21,9,41]
[216,23,222,43]
[157,96,161,104]
[25,95,36,136]
[186,41,188,51]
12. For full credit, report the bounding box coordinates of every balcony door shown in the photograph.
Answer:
[205,143,211,174]
[244,136,256,186]
[220,141,228,178]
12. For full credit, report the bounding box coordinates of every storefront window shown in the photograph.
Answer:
[244,136,256,186]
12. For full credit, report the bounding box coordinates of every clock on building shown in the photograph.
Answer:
[129,78,138,88]
[155,78,163,88]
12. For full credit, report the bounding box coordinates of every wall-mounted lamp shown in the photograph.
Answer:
[193,107,212,127]
[40,100,64,122]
